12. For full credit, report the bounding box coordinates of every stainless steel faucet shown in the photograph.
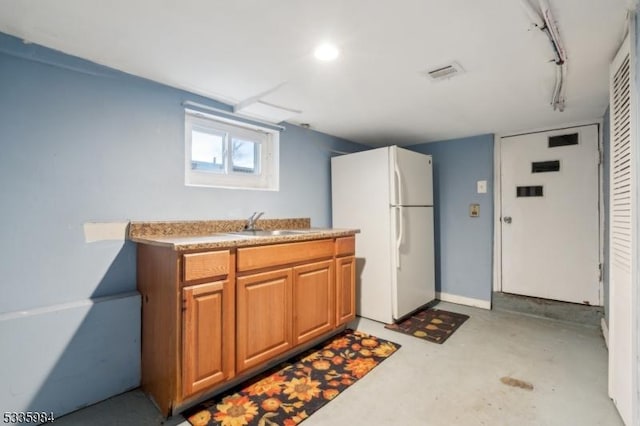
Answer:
[244,211,264,231]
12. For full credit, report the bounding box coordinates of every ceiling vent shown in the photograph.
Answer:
[423,62,465,81]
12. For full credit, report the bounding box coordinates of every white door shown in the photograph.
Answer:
[501,124,600,305]
[608,33,636,426]
[391,206,435,320]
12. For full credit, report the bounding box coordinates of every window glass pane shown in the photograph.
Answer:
[184,110,279,190]
[191,130,225,172]
[231,138,260,174]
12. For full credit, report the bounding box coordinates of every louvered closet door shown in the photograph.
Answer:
[608,33,636,426]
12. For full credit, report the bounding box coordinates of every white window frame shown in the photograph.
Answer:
[184,109,279,190]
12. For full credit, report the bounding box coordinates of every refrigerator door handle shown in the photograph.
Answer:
[393,157,403,206]
[395,207,403,269]
[393,154,404,269]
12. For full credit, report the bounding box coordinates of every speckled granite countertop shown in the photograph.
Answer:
[128,218,359,251]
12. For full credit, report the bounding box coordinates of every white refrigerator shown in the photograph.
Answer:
[331,145,435,324]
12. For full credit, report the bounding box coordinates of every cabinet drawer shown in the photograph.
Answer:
[237,239,334,272]
[335,236,355,256]
[183,250,230,282]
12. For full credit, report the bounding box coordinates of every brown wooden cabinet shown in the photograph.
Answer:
[137,245,235,416]
[137,233,356,417]
[335,236,356,326]
[235,239,335,373]
[293,260,335,345]
[236,268,293,373]
[182,279,234,397]
[336,255,356,325]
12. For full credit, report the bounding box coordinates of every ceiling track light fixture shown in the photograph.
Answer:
[519,0,567,111]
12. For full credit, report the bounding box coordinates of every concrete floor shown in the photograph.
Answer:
[492,291,604,327]
[54,302,622,426]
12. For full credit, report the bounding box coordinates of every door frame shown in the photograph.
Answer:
[492,120,605,307]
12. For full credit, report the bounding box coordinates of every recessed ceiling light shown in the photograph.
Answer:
[314,43,340,61]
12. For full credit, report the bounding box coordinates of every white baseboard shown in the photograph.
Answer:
[436,292,491,310]
[601,317,609,348]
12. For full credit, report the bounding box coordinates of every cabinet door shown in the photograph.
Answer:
[293,260,335,345]
[336,256,356,326]
[182,280,234,397]
[236,268,293,373]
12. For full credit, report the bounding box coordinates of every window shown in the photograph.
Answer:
[185,109,279,190]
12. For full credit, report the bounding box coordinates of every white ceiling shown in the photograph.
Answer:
[0,0,632,146]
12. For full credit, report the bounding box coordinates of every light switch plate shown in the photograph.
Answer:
[477,180,487,194]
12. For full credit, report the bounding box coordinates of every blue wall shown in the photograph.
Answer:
[0,32,366,417]
[408,135,494,304]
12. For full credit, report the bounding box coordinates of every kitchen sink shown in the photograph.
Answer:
[228,229,316,237]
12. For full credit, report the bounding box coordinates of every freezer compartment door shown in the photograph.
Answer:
[391,206,435,320]
[390,146,433,206]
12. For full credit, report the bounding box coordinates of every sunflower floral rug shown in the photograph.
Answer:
[185,329,400,426]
